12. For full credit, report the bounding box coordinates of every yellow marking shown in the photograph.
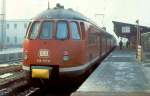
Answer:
[32,69,50,79]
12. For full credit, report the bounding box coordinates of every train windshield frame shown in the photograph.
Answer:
[56,21,68,40]
[25,22,31,39]
[39,21,53,39]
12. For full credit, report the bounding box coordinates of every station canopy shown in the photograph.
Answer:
[113,21,150,38]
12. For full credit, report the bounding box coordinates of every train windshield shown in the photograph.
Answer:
[56,21,68,40]
[29,21,40,39]
[39,21,53,39]
[70,22,80,40]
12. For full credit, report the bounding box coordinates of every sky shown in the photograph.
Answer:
[1,0,150,38]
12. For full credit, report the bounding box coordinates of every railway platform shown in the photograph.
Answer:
[0,48,23,64]
[0,48,22,54]
[72,48,150,96]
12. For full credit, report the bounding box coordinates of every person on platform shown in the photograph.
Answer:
[119,40,123,50]
[126,40,130,48]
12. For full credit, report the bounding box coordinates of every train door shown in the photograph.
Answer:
[108,38,110,51]
[110,39,112,49]
[87,25,98,62]
[99,36,102,57]
[62,21,84,67]
[101,37,105,56]
[106,38,107,53]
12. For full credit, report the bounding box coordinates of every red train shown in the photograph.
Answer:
[22,4,116,83]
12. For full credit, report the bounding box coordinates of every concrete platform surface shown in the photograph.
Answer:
[0,48,23,54]
[72,48,150,96]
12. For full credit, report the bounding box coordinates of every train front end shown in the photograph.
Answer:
[22,19,86,81]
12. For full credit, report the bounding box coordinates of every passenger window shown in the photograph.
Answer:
[39,21,52,39]
[30,22,40,39]
[88,34,96,44]
[71,22,80,40]
[56,21,68,39]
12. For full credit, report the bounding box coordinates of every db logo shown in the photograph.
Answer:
[38,49,49,58]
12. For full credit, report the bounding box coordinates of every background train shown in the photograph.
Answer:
[22,4,116,84]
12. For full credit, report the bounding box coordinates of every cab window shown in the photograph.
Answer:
[25,22,31,38]
[29,22,40,39]
[56,21,68,40]
[71,22,80,40]
[39,21,53,39]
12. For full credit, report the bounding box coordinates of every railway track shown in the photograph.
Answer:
[0,59,22,64]
[0,50,111,96]
[13,86,40,96]
[0,59,41,96]
[15,85,74,96]
[0,64,22,75]
[0,60,100,96]
[0,58,22,73]
[0,59,27,96]
[0,78,27,96]
[2,81,75,96]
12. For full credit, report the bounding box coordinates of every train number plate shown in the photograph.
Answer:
[39,49,49,57]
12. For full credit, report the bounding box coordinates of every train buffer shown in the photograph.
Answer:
[72,48,150,96]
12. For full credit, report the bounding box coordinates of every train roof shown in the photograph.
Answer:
[33,4,113,36]
[33,4,89,21]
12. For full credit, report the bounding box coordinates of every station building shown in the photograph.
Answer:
[113,21,150,61]
[113,21,150,49]
[4,19,29,48]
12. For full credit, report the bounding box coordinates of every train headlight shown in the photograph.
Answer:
[63,56,69,61]
[63,51,69,61]
[23,51,28,60]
